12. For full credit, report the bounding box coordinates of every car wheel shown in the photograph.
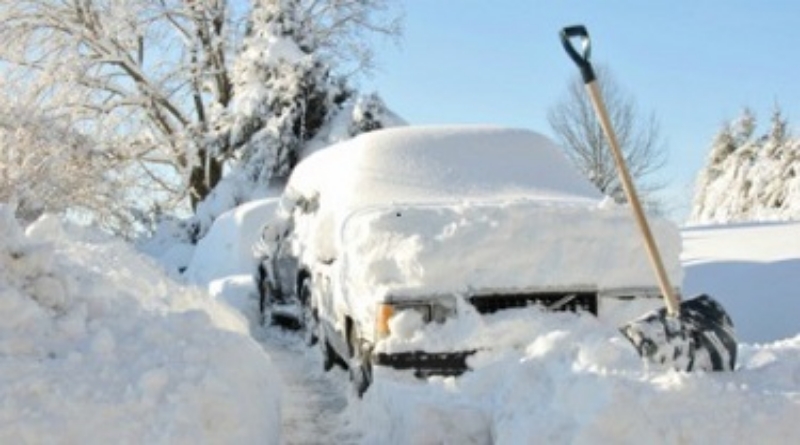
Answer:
[348,327,372,398]
[299,278,319,346]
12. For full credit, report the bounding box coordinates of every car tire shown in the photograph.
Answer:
[299,278,319,346]
[348,327,372,398]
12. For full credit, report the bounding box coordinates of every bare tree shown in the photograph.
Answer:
[0,0,401,221]
[0,94,139,233]
[547,66,667,209]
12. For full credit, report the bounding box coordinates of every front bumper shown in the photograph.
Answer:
[374,350,475,378]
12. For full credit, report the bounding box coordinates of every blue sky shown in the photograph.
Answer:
[361,1,800,222]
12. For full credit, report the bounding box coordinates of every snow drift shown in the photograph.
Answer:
[180,198,799,444]
[0,206,281,444]
[346,221,800,444]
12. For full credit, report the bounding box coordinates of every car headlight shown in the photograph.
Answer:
[375,297,457,338]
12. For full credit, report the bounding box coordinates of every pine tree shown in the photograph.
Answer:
[690,106,800,224]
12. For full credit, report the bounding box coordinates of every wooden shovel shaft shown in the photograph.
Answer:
[584,81,682,316]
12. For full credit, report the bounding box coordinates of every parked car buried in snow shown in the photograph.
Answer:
[254,125,682,395]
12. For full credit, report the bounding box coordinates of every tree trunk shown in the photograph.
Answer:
[189,150,223,210]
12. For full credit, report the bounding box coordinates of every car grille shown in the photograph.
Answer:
[468,292,598,315]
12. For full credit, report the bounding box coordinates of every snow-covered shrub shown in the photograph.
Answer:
[691,107,800,223]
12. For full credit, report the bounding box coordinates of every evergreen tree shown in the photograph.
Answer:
[690,106,800,224]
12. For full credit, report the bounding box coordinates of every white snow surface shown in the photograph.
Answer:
[341,201,681,303]
[683,221,800,343]
[4,199,800,443]
[283,126,683,341]
[348,222,800,445]
[193,196,797,444]
[292,125,605,213]
[184,198,278,287]
[0,205,281,444]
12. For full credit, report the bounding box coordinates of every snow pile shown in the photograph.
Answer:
[294,126,605,213]
[357,327,800,444]
[344,221,800,444]
[174,198,799,444]
[342,201,681,303]
[355,310,800,444]
[0,206,281,444]
[182,198,279,325]
[184,198,278,287]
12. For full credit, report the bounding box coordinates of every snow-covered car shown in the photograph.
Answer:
[254,125,682,395]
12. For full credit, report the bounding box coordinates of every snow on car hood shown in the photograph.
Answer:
[339,199,682,303]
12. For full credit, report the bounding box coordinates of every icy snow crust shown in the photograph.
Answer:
[0,207,281,443]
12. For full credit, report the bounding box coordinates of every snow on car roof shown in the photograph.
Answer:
[289,125,604,210]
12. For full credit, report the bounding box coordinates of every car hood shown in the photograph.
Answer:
[338,199,682,303]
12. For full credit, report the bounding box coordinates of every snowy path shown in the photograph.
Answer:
[254,327,362,445]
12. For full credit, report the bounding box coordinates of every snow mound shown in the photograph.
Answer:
[184,198,278,287]
[295,125,605,213]
[0,205,281,444]
[356,309,800,444]
[342,201,682,302]
[346,220,800,444]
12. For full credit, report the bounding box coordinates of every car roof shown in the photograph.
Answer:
[287,125,604,211]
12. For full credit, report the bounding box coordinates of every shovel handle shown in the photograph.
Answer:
[560,25,596,83]
[559,25,682,317]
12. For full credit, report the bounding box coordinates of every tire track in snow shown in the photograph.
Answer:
[255,327,361,445]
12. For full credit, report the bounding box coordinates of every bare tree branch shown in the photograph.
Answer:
[548,66,667,211]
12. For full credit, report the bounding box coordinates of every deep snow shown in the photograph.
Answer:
[2,199,799,444]
[347,221,800,444]
[191,197,799,444]
[0,205,281,444]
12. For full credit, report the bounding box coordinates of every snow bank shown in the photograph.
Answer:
[345,221,800,444]
[184,198,278,287]
[683,221,800,343]
[355,307,800,444]
[0,206,281,444]
[341,201,681,303]
[162,190,798,444]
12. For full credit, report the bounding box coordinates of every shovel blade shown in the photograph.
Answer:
[620,294,737,371]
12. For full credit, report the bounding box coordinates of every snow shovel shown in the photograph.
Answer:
[559,25,737,371]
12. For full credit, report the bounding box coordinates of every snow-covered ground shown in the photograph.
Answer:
[0,205,281,444]
[1,198,798,444]
[682,221,800,343]
[193,201,799,444]
[347,221,800,444]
